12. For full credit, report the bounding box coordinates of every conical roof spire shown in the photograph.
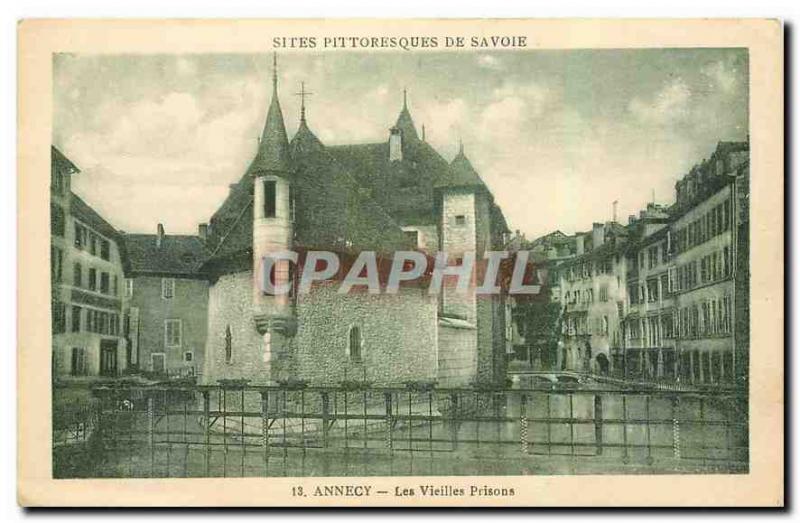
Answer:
[248,53,292,177]
[435,140,486,190]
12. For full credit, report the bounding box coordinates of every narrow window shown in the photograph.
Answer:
[74,224,84,249]
[88,268,97,291]
[125,278,134,298]
[100,272,110,294]
[224,325,233,363]
[71,306,81,333]
[165,319,182,348]
[73,262,82,287]
[162,278,175,299]
[454,215,466,226]
[71,347,86,376]
[348,326,363,362]
[100,239,110,261]
[404,230,419,248]
[264,180,277,218]
[184,351,193,363]
[50,204,65,237]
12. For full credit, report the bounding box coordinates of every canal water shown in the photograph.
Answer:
[54,375,747,478]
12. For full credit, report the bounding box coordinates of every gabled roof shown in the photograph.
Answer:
[124,233,209,277]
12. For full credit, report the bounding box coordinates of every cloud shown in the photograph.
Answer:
[629,78,692,125]
[176,57,198,77]
[477,54,502,70]
[702,60,739,95]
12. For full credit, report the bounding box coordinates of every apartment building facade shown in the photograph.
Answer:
[51,147,129,379]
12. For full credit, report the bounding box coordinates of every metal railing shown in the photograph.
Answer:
[53,382,748,478]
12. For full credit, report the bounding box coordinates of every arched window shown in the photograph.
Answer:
[348,326,363,363]
[224,325,232,364]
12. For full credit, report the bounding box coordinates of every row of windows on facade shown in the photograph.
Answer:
[220,324,364,365]
[564,285,612,306]
[51,208,113,263]
[676,296,733,339]
[628,272,671,305]
[560,258,617,282]
[674,199,731,254]
[625,296,732,343]
[51,302,120,336]
[116,277,176,300]
[71,260,119,296]
[564,315,609,337]
[675,246,732,293]
[638,240,670,271]
[627,246,731,305]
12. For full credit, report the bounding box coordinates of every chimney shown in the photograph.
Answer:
[156,223,165,248]
[592,222,605,248]
[198,223,208,241]
[389,127,402,162]
[575,235,585,256]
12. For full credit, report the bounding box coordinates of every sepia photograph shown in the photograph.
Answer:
[16,18,783,507]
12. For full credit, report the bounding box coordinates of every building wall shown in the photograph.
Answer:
[557,249,627,372]
[672,185,736,383]
[202,270,268,385]
[129,275,208,377]
[52,182,127,379]
[294,283,438,386]
[437,321,477,387]
[401,224,438,253]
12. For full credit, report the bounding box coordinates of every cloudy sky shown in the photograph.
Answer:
[54,49,747,239]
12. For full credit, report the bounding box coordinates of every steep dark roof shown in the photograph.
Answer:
[70,193,120,242]
[124,233,209,276]
[327,138,452,226]
[52,146,80,175]
[394,106,419,141]
[246,78,292,177]
[201,120,412,275]
[436,145,487,190]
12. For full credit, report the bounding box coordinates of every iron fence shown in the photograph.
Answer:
[53,382,748,478]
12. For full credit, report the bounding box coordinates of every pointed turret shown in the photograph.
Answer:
[248,54,292,177]
[393,89,419,141]
[291,81,324,155]
[436,141,486,190]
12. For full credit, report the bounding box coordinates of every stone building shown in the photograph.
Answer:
[197,61,511,388]
[122,224,209,378]
[528,140,749,385]
[670,141,749,385]
[621,203,676,379]
[51,146,129,379]
[554,222,628,373]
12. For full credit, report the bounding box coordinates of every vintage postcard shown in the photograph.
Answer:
[18,19,783,506]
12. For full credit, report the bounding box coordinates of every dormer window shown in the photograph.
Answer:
[263,180,277,218]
